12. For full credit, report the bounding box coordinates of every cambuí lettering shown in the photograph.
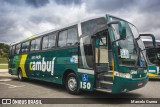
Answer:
[29,57,56,75]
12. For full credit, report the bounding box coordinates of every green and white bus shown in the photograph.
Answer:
[9,14,149,94]
[142,38,160,78]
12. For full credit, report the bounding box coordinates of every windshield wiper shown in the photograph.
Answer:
[134,48,147,70]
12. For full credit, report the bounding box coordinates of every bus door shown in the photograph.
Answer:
[11,44,21,75]
[9,46,15,74]
[92,30,114,92]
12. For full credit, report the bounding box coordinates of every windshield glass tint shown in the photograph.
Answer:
[157,47,160,59]
[143,41,160,64]
[156,42,160,59]
[146,48,157,64]
[129,24,139,39]
[110,17,146,67]
[129,24,148,66]
[137,39,148,64]
[112,23,137,66]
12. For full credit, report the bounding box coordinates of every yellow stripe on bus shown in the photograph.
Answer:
[20,54,28,78]
[148,73,158,77]
[28,35,36,39]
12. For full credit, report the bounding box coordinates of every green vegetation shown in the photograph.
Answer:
[0,57,8,64]
[0,43,10,57]
[0,43,9,64]
[0,65,8,69]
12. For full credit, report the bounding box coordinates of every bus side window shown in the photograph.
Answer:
[9,46,12,56]
[30,40,36,51]
[35,38,41,51]
[42,33,56,50]
[58,26,78,47]
[30,38,41,51]
[12,45,15,55]
[67,27,78,46]
[15,44,21,54]
[21,43,24,53]
[42,36,49,50]
[48,33,56,49]
[58,30,67,47]
[25,41,30,52]
[22,41,30,53]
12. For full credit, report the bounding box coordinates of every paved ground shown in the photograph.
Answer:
[0,71,160,107]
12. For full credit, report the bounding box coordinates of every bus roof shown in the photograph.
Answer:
[10,15,106,46]
[10,14,134,46]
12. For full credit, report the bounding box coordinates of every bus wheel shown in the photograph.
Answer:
[18,69,24,81]
[65,73,80,95]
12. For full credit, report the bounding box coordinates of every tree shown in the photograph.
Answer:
[0,43,9,58]
[0,49,3,56]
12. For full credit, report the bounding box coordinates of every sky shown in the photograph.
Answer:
[0,0,160,43]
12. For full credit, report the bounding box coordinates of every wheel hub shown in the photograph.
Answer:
[68,77,77,91]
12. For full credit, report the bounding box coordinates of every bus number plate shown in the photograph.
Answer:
[138,82,143,86]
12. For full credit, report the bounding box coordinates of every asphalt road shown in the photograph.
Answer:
[0,71,160,107]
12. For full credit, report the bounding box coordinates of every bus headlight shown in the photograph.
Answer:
[149,70,156,73]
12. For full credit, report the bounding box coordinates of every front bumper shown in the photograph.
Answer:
[112,76,149,93]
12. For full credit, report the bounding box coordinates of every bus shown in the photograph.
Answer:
[142,38,160,78]
[9,14,149,94]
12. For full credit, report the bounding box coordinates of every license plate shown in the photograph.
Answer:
[138,82,143,86]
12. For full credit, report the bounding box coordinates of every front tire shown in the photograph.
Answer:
[65,73,80,95]
[18,69,24,81]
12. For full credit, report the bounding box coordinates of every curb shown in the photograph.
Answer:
[0,69,8,72]
[0,64,8,65]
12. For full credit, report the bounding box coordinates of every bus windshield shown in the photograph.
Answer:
[143,41,160,64]
[110,17,147,68]
[157,43,160,59]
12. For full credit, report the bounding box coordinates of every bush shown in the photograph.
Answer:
[0,57,8,64]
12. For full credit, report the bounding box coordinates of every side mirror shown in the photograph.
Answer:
[118,21,126,40]
[107,20,127,43]
[139,34,156,48]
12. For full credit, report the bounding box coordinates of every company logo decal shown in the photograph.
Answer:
[70,56,78,63]
[29,56,56,75]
